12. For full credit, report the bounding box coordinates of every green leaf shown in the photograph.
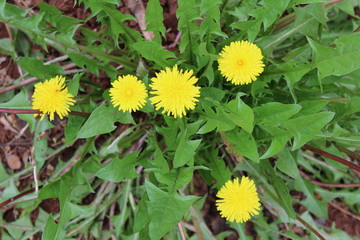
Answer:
[77,103,134,138]
[225,129,259,163]
[0,38,15,57]
[283,112,335,149]
[200,87,225,102]
[262,160,296,219]
[198,101,236,134]
[42,215,57,240]
[254,102,302,127]
[145,0,166,42]
[155,166,207,192]
[225,97,254,133]
[174,129,201,168]
[65,113,86,145]
[177,0,200,60]
[209,156,231,189]
[260,126,292,159]
[133,194,151,233]
[132,41,176,68]
[96,152,139,182]
[38,179,61,199]
[153,144,169,172]
[294,177,327,218]
[104,6,142,43]
[145,181,199,240]
[18,57,64,79]
[67,73,81,96]
[199,0,226,40]
[276,148,300,179]
[68,53,116,77]
[308,33,360,79]
[297,100,328,115]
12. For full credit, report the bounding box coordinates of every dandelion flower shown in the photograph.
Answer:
[150,65,200,118]
[218,41,265,85]
[216,177,260,223]
[109,75,148,113]
[32,75,75,121]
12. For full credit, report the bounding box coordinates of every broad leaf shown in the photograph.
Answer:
[77,103,134,138]
[96,152,139,182]
[145,181,199,240]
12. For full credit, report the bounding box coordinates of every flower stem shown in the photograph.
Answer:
[0,108,39,114]
[302,144,360,173]
[0,108,90,118]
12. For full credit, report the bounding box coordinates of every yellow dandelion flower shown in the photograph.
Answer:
[109,75,148,113]
[150,65,200,118]
[32,75,75,121]
[218,41,265,85]
[216,177,261,223]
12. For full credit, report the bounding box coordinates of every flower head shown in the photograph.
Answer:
[32,75,75,121]
[109,75,148,113]
[216,177,260,223]
[218,41,264,85]
[150,65,200,118]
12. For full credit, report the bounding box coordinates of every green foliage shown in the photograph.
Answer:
[1,0,360,239]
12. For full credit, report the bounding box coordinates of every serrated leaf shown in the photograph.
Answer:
[145,0,166,42]
[77,103,134,138]
[225,97,254,133]
[199,0,226,40]
[276,148,300,179]
[254,102,302,127]
[96,152,139,182]
[18,57,64,79]
[262,160,296,219]
[209,157,231,189]
[294,177,327,218]
[133,194,151,233]
[174,129,201,168]
[177,0,200,60]
[283,112,334,149]
[261,126,292,159]
[132,41,176,68]
[308,33,360,79]
[225,129,259,163]
[155,166,207,192]
[145,181,199,240]
[198,101,236,134]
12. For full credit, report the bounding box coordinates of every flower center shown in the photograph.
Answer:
[125,89,133,96]
[237,60,243,66]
